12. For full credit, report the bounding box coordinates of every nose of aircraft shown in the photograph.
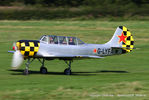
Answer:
[12,42,17,51]
[12,46,15,50]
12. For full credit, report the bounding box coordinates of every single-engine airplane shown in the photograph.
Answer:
[9,26,134,75]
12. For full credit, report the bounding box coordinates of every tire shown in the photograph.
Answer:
[40,67,48,74]
[64,68,71,75]
[23,69,29,75]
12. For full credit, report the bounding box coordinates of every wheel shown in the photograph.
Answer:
[40,67,48,74]
[64,68,71,75]
[23,69,29,75]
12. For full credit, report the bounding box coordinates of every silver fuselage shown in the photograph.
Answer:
[37,42,112,57]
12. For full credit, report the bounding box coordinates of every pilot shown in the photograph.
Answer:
[69,37,75,45]
[49,37,54,44]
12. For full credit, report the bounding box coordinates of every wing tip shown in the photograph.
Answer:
[8,51,15,53]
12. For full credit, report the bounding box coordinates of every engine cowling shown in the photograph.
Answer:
[16,40,40,57]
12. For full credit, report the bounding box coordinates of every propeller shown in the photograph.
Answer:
[12,42,17,50]
[11,42,23,69]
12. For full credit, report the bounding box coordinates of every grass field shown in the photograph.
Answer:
[0,20,149,100]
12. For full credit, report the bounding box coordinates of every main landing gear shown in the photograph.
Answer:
[39,59,48,74]
[23,58,48,75]
[64,60,73,75]
[23,58,73,75]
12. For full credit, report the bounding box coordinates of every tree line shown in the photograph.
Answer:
[0,0,148,7]
[0,0,148,20]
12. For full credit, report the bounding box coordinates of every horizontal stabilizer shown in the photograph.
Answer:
[111,47,135,50]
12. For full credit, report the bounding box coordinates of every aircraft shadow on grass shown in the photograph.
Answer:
[9,69,128,76]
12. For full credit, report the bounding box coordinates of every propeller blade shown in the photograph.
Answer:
[11,50,23,69]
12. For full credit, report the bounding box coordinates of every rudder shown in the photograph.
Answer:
[106,26,134,53]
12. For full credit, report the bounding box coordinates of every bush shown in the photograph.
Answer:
[0,4,148,20]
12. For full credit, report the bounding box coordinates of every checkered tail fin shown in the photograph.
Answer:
[106,26,134,53]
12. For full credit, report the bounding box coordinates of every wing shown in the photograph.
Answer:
[48,55,104,59]
[36,50,103,59]
[9,50,104,59]
[36,51,103,59]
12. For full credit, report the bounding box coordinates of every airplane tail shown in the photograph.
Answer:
[106,26,134,53]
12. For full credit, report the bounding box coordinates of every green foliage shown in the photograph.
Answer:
[0,5,148,20]
[0,0,148,20]
[0,0,148,7]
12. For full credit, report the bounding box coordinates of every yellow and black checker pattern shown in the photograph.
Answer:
[19,40,40,57]
[119,26,134,53]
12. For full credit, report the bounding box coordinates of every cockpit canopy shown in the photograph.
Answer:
[40,35,85,45]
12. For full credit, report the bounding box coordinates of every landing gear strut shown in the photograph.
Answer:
[24,58,35,75]
[24,58,73,75]
[23,58,48,75]
[38,58,48,74]
[64,60,73,75]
